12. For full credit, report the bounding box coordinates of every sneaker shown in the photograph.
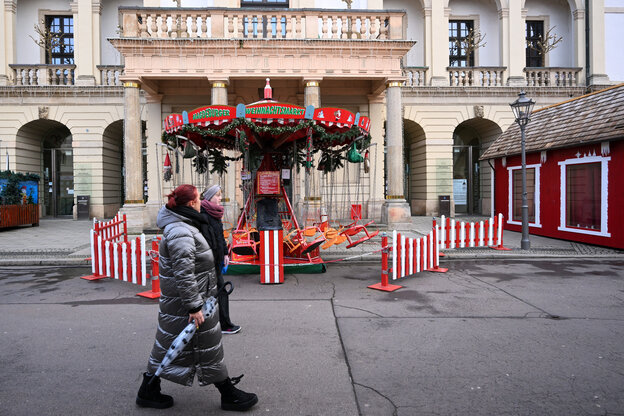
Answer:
[222,325,241,334]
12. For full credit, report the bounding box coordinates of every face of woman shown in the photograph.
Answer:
[210,189,223,205]
[188,190,201,212]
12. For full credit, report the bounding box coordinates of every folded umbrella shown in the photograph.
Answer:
[150,282,234,383]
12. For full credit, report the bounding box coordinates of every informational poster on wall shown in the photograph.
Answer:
[453,179,467,205]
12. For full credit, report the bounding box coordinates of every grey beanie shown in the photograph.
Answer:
[203,185,221,201]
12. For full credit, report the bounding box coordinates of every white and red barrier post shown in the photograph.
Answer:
[260,230,284,284]
[368,233,402,292]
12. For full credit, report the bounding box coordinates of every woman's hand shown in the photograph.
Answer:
[189,310,205,327]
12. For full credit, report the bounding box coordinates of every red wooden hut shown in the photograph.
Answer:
[481,84,624,250]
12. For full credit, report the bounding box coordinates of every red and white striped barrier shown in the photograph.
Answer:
[369,227,448,292]
[435,213,510,251]
[81,213,149,292]
[260,230,284,284]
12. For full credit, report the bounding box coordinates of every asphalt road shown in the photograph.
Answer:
[0,260,623,416]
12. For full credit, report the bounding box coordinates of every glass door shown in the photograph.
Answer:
[43,148,74,217]
[453,145,480,214]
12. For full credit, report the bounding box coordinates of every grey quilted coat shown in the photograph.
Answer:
[146,206,228,386]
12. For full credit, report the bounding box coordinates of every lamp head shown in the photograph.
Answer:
[510,91,536,126]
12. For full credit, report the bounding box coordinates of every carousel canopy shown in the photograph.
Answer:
[162,101,371,152]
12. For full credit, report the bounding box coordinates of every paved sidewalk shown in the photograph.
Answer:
[0,216,621,266]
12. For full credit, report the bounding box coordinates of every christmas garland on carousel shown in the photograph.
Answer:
[161,118,371,175]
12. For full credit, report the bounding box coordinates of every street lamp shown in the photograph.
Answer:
[510,91,536,250]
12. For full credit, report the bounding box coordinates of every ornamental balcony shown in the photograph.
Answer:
[119,7,406,40]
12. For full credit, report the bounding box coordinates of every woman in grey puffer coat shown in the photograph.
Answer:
[136,184,258,412]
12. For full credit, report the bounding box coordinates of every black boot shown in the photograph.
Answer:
[214,375,258,411]
[136,373,174,409]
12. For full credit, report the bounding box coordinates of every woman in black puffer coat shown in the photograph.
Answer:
[136,184,257,412]
[200,184,240,334]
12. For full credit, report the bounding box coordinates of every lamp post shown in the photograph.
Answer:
[510,91,536,250]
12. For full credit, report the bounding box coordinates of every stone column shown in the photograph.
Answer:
[505,2,527,86]
[0,0,16,86]
[425,2,449,86]
[144,93,163,229]
[367,94,385,222]
[120,81,145,232]
[300,79,322,225]
[381,82,411,228]
[588,0,610,86]
[73,0,97,86]
[211,80,238,223]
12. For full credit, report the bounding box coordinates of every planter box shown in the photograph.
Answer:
[0,204,39,229]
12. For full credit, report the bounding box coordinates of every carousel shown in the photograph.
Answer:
[161,79,379,283]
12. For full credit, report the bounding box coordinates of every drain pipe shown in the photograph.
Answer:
[585,0,591,90]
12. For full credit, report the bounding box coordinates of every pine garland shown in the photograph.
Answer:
[161,119,371,174]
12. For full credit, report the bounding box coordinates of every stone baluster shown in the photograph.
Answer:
[360,16,367,39]
[189,14,197,37]
[139,13,148,37]
[350,15,357,39]
[150,13,158,37]
[321,15,328,39]
[159,14,168,38]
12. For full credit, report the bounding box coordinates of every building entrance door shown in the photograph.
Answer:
[452,145,480,214]
[43,148,74,217]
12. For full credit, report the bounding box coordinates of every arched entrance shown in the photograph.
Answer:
[403,119,427,215]
[16,120,73,217]
[102,120,124,217]
[452,118,502,215]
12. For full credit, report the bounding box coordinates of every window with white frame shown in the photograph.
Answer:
[558,155,610,236]
[507,164,541,227]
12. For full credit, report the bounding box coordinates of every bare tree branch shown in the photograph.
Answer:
[527,26,563,58]
[455,29,487,65]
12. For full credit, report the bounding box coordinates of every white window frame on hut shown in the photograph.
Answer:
[558,155,611,237]
[507,163,542,228]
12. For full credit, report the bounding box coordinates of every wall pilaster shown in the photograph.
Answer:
[505,3,527,86]
[367,94,385,222]
[425,3,450,86]
[144,93,163,228]
[0,0,16,86]
[588,0,610,86]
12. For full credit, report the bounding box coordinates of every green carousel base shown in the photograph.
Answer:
[226,262,327,275]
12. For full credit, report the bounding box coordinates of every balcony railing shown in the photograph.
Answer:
[97,65,124,86]
[120,7,405,40]
[402,66,428,87]
[10,64,76,86]
[447,67,506,87]
[525,67,582,87]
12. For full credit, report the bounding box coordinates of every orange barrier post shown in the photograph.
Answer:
[368,233,402,292]
[489,213,511,251]
[137,238,161,299]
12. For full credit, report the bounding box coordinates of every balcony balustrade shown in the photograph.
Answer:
[525,67,582,87]
[402,67,428,87]
[10,65,76,86]
[119,7,405,40]
[97,65,124,86]
[447,67,506,87]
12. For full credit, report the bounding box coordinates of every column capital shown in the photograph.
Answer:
[4,0,16,13]
[210,79,229,88]
[386,81,403,88]
[303,79,322,88]
[123,81,141,89]
[70,1,78,14]
[498,8,509,19]
[92,0,102,15]
[367,93,385,104]
[573,9,585,20]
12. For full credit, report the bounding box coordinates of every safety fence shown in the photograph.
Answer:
[368,227,448,292]
[435,213,509,251]
[81,214,149,296]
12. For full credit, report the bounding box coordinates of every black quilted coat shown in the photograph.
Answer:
[146,206,228,386]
